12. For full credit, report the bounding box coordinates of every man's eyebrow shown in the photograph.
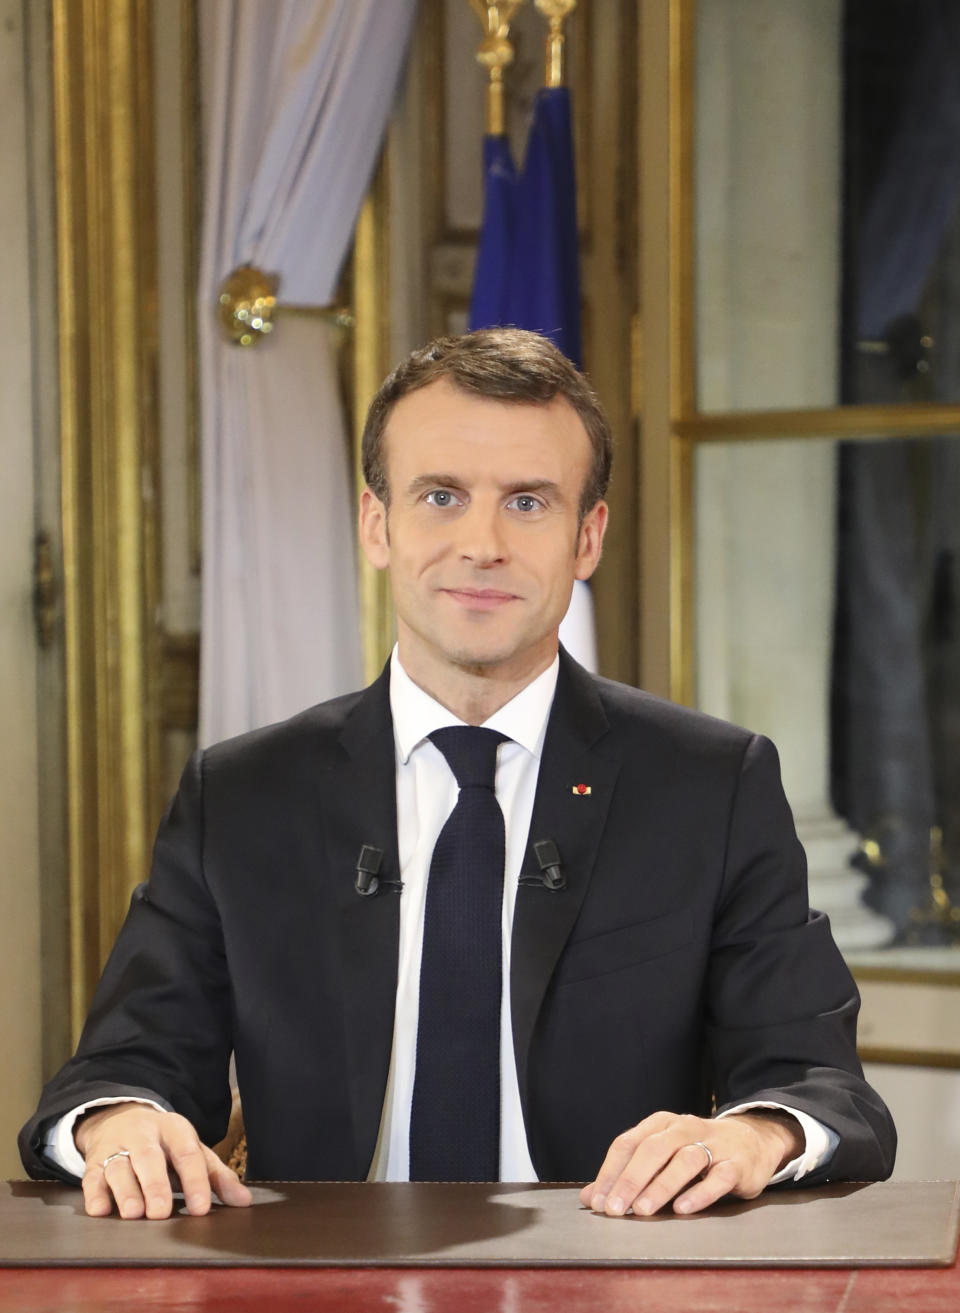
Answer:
[405,473,466,497]
[404,474,566,500]
[500,478,564,500]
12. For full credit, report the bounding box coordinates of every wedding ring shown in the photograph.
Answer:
[100,1150,132,1172]
[692,1141,713,1172]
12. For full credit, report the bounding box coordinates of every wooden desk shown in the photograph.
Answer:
[1,1264,959,1313]
[1,1180,957,1313]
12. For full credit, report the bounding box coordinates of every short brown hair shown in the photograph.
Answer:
[361,328,613,520]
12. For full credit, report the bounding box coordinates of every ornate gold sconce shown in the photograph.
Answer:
[468,1,526,134]
[534,0,577,87]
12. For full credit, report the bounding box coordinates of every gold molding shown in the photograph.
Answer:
[53,0,163,1040]
[669,0,695,423]
[637,0,673,698]
[676,404,960,443]
[423,0,448,263]
[852,966,960,988]
[667,0,695,703]
[662,0,960,705]
[858,1046,960,1070]
[353,154,396,683]
[669,434,694,705]
[180,0,201,577]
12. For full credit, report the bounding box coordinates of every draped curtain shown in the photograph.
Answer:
[198,0,417,745]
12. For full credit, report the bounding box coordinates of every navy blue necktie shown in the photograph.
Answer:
[409,726,507,1181]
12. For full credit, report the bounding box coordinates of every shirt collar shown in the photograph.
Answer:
[389,646,560,764]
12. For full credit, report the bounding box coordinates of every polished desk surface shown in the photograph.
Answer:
[1,1180,957,1313]
[1,1265,960,1313]
[2,1265,960,1313]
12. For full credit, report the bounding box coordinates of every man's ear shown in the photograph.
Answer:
[574,500,608,582]
[359,487,390,570]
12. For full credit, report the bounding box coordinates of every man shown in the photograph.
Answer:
[20,329,895,1221]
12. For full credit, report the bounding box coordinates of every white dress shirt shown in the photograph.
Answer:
[45,647,836,1184]
[367,649,559,1180]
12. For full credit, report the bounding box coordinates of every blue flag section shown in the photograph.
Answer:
[468,134,518,332]
[469,85,596,673]
[469,86,582,369]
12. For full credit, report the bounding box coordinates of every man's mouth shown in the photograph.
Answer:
[441,587,520,611]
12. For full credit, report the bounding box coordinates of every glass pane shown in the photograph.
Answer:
[694,0,960,411]
[694,433,960,970]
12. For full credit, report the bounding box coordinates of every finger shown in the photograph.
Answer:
[673,1157,743,1215]
[100,1154,146,1220]
[202,1145,253,1207]
[601,1134,689,1216]
[127,1142,176,1220]
[584,1113,675,1212]
[165,1136,214,1216]
[80,1164,114,1217]
[628,1141,720,1216]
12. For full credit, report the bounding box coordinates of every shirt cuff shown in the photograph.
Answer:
[717,1100,839,1183]
[43,1096,167,1179]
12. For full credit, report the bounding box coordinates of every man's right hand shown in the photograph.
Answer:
[74,1103,253,1219]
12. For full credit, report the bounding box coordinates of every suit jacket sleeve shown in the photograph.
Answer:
[707,733,895,1182]
[19,751,234,1182]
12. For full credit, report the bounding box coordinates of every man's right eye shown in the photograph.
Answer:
[424,489,458,508]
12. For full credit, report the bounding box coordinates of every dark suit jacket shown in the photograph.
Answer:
[20,652,895,1184]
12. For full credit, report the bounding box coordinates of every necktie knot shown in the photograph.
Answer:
[429,726,507,791]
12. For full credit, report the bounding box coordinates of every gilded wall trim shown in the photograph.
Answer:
[653,0,960,706]
[180,0,202,579]
[53,0,163,1039]
[354,155,397,683]
[857,1047,960,1070]
[676,404,960,443]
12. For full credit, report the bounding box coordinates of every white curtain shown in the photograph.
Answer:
[198,0,417,746]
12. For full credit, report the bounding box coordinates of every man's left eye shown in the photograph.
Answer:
[509,494,541,513]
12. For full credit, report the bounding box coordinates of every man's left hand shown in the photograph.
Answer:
[579,1109,803,1217]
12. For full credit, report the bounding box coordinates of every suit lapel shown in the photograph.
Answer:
[322,665,401,1175]
[510,651,619,1115]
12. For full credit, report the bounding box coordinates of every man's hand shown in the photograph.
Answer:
[579,1110,803,1218]
[74,1103,253,1220]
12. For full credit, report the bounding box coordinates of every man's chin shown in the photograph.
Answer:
[444,645,516,674]
[442,634,556,678]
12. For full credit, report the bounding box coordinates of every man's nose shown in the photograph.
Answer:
[455,504,508,564]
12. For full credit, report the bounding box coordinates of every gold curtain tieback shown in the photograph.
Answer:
[217,264,279,347]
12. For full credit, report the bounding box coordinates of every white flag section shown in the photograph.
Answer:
[559,580,598,674]
[198,0,417,746]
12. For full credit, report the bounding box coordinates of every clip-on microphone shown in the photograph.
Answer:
[354,845,402,896]
[355,845,383,896]
[519,838,566,891]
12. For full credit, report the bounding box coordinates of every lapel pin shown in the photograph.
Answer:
[572,783,591,796]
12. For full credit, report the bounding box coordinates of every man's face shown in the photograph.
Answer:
[359,377,607,689]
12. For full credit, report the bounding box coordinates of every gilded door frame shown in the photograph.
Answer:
[639,0,960,708]
[52,0,164,1039]
[640,0,960,1039]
